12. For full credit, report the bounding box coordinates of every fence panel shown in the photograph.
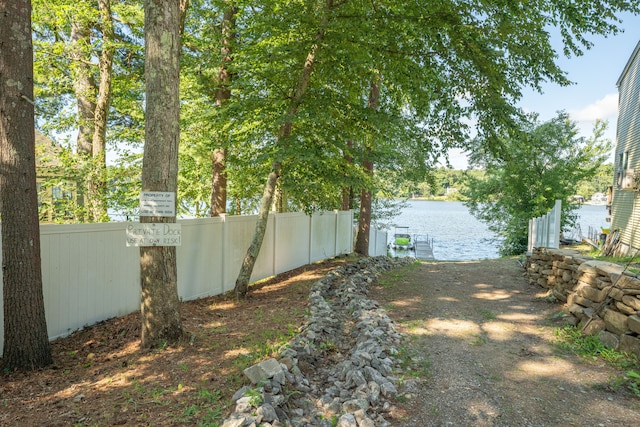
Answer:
[177,218,225,301]
[368,227,388,257]
[0,210,360,353]
[39,223,140,342]
[274,213,311,274]
[310,212,338,263]
[336,211,354,254]
[222,214,276,292]
[0,211,356,352]
[527,200,562,254]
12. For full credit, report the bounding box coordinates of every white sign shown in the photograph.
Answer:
[139,191,176,217]
[126,223,182,247]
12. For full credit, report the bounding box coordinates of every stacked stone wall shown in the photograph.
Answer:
[527,248,640,358]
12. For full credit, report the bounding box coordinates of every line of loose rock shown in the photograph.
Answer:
[221,256,414,427]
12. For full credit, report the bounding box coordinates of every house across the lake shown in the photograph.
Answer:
[610,41,640,255]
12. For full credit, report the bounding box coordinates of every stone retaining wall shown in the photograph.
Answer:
[527,247,640,358]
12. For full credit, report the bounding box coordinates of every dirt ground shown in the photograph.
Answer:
[2,257,639,426]
[371,258,640,426]
[0,259,345,426]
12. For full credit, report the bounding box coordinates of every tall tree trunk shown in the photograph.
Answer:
[211,148,227,216]
[341,186,354,211]
[274,177,287,213]
[86,0,115,223]
[140,0,183,347]
[0,0,53,370]
[70,18,96,221]
[70,19,96,156]
[234,2,333,298]
[234,166,280,298]
[355,79,380,256]
[210,4,235,217]
[355,159,373,255]
[69,1,113,223]
[341,140,354,210]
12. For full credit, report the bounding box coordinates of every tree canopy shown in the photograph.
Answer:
[463,112,611,256]
[29,0,640,222]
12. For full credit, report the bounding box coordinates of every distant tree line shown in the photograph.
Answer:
[388,161,613,202]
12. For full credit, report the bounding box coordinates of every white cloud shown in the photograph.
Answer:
[569,93,618,122]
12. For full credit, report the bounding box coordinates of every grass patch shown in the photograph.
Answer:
[555,325,640,397]
[570,243,640,271]
[470,333,489,346]
[400,319,424,331]
[397,340,432,379]
[480,309,497,320]
[231,327,297,372]
[377,261,420,288]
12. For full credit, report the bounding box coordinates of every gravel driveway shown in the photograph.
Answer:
[371,259,640,427]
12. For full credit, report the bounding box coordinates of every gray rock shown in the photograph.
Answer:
[598,330,620,350]
[231,386,252,402]
[345,369,367,388]
[257,403,278,423]
[380,381,398,397]
[342,398,369,413]
[364,366,386,385]
[243,358,284,385]
[354,409,376,427]
[235,396,253,413]
[619,334,640,358]
[221,414,248,427]
[368,381,381,403]
[337,413,357,427]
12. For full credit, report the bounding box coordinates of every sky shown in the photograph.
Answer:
[447,11,640,169]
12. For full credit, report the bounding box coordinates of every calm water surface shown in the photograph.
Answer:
[388,200,609,261]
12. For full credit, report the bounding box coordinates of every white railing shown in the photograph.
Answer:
[527,200,562,254]
[0,210,381,353]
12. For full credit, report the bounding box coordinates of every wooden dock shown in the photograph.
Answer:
[414,235,435,260]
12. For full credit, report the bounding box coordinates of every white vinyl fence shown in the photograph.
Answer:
[368,225,388,257]
[527,200,562,254]
[0,210,387,353]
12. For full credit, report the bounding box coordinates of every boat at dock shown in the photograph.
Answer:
[390,227,435,260]
[391,226,414,250]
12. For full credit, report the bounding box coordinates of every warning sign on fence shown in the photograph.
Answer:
[126,223,182,247]
[139,191,176,217]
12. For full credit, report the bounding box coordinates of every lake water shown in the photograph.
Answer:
[388,200,610,261]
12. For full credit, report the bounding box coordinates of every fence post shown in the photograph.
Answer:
[551,199,561,249]
[334,210,339,257]
[528,218,535,255]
